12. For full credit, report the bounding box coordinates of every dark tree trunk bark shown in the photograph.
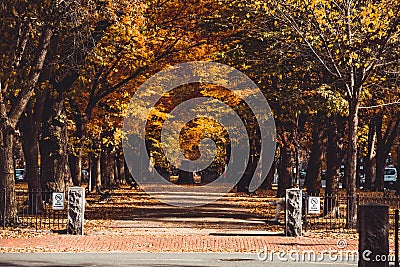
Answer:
[375,112,400,192]
[277,133,293,197]
[324,117,340,215]
[346,99,359,229]
[68,154,81,186]
[0,125,18,226]
[236,156,257,193]
[124,157,133,182]
[356,148,362,189]
[116,152,125,184]
[113,155,121,187]
[38,20,111,193]
[21,113,43,214]
[100,144,115,188]
[19,30,57,210]
[261,159,276,190]
[375,113,385,192]
[40,101,72,196]
[305,125,325,195]
[68,110,88,187]
[0,26,52,226]
[90,151,101,192]
[365,117,376,191]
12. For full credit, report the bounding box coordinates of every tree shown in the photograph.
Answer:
[261,0,400,228]
[0,1,55,225]
[374,110,400,191]
[305,118,326,194]
[66,0,230,188]
[1,0,113,222]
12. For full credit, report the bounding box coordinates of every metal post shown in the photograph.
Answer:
[88,156,92,192]
[35,192,38,232]
[304,194,308,232]
[3,188,6,229]
[395,209,399,267]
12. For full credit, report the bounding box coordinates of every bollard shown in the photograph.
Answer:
[3,188,6,229]
[285,188,302,237]
[67,187,85,235]
[395,209,399,267]
[358,203,389,267]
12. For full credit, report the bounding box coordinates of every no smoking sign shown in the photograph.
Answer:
[308,196,320,214]
[52,192,65,210]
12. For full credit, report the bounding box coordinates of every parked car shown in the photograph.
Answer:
[82,169,89,182]
[384,167,397,189]
[15,168,26,182]
[299,169,343,188]
[299,169,307,180]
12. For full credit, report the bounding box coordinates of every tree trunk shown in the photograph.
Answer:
[100,144,115,188]
[324,117,340,215]
[68,154,82,186]
[40,103,72,196]
[113,155,119,186]
[356,148,362,189]
[375,113,385,191]
[20,71,50,212]
[0,26,53,226]
[68,111,88,187]
[0,124,18,226]
[375,112,400,192]
[116,152,125,184]
[21,115,43,214]
[124,157,133,182]
[90,152,101,192]
[277,133,293,197]
[261,159,276,190]
[305,125,325,195]
[364,117,376,191]
[346,99,359,229]
[236,155,258,193]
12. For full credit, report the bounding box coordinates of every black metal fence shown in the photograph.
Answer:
[0,189,67,231]
[1,189,399,235]
[303,193,400,233]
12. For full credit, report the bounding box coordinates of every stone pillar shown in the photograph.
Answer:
[358,204,389,267]
[285,188,302,237]
[67,186,85,235]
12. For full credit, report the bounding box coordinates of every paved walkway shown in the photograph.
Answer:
[0,191,362,253]
[0,233,358,253]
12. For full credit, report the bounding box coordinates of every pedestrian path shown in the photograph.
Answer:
[0,233,358,253]
[0,191,360,253]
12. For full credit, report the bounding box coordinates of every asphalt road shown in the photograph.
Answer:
[0,252,360,267]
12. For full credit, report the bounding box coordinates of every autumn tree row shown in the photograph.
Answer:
[1,0,399,229]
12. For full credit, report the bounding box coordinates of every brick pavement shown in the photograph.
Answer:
[0,233,359,253]
[0,190,369,254]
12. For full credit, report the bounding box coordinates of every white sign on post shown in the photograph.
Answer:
[308,196,320,214]
[52,192,65,210]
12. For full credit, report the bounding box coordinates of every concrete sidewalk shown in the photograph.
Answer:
[0,252,360,267]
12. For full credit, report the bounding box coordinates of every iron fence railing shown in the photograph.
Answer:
[1,188,399,237]
[303,193,400,233]
[0,189,67,231]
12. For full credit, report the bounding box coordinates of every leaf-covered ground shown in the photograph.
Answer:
[4,183,397,242]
